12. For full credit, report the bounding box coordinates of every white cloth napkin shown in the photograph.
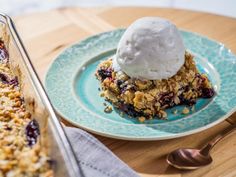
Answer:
[65,127,140,177]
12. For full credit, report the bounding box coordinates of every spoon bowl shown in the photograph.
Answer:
[167,148,212,170]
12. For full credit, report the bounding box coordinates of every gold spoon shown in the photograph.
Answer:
[167,124,236,170]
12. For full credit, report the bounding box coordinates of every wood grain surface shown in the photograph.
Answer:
[14,7,236,177]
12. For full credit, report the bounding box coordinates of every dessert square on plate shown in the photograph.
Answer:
[96,52,214,122]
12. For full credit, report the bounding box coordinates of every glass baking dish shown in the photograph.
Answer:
[0,14,81,176]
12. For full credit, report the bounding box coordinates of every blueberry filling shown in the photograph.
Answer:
[185,98,197,106]
[201,87,214,98]
[159,92,175,107]
[0,41,9,62]
[0,73,8,83]
[97,68,112,80]
[118,103,144,117]
[179,86,214,106]
[179,94,196,106]
[0,73,18,86]
[116,80,124,89]
[9,77,18,86]
[47,159,56,168]
[25,119,40,146]
[4,126,12,131]
[116,80,129,93]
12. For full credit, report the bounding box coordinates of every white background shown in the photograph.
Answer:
[0,0,236,18]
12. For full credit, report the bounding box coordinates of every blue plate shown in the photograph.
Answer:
[45,29,236,140]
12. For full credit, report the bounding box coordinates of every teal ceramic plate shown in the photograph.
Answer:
[45,29,236,140]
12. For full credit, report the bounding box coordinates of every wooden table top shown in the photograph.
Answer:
[14,7,236,177]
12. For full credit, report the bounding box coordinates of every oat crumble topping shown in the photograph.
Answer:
[104,106,113,113]
[182,107,190,114]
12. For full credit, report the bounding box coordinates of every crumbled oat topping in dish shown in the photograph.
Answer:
[0,40,53,176]
[138,116,146,123]
[172,109,178,115]
[104,105,113,113]
[96,52,214,122]
[182,107,190,114]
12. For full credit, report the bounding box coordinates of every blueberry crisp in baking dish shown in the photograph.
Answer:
[95,17,214,122]
[0,40,52,176]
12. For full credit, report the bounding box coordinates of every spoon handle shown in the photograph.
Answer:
[200,123,236,156]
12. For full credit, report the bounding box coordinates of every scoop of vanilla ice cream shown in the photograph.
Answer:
[114,17,185,80]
